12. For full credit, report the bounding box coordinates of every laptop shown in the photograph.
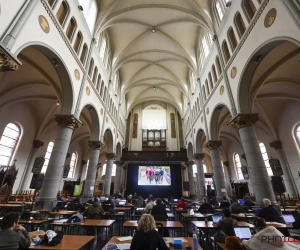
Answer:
[283,214,295,224]
[252,208,262,216]
[212,215,222,224]
[173,199,178,202]
[118,201,126,206]
[234,226,252,240]
[239,199,245,205]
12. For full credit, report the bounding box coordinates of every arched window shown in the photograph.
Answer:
[65,17,77,41]
[68,152,78,178]
[205,79,210,96]
[100,37,107,61]
[102,164,116,176]
[208,72,213,88]
[216,0,224,21]
[100,80,104,97]
[295,125,300,147]
[0,123,22,165]
[56,0,69,26]
[212,65,217,83]
[227,27,238,51]
[202,35,210,58]
[73,31,83,54]
[234,153,243,179]
[80,43,88,64]
[42,141,54,173]
[103,87,107,102]
[241,0,257,22]
[216,56,222,75]
[88,58,94,77]
[96,74,101,92]
[222,40,231,63]
[92,67,98,84]
[84,160,89,179]
[234,12,246,38]
[259,142,272,176]
[202,86,206,101]
[192,162,207,177]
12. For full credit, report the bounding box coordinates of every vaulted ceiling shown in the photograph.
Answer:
[95,0,215,116]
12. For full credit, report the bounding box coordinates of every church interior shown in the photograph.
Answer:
[0,0,300,249]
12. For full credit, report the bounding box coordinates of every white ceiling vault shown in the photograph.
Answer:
[95,0,215,116]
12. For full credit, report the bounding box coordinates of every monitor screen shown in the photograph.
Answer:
[239,199,245,205]
[234,227,252,240]
[283,215,295,224]
[173,199,178,202]
[252,208,262,216]
[138,166,171,186]
[212,215,222,224]
[118,201,126,206]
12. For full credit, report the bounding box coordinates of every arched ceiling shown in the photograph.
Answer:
[95,0,214,115]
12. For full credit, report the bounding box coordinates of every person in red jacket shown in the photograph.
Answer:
[176,197,188,208]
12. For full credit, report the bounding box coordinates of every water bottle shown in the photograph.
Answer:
[193,231,198,250]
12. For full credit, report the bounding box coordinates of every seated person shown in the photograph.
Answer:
[216,208,238,236]
[209,196,219,207]
[67,198,84,212]
[0,212,31,250]
[244,196,255,209]
[257,198,280,222]
[83,198,105,218]
[219,196,231,208]
[176,197,188,209]
[136,196,145,207]
[145,198,154,213]
[151,198,168,221]
[197,197,213,213]
[231,197,244,214]
[242,217,290,250]
[130,214,169,250]
[102,196,115,212]
[127,194,133,204]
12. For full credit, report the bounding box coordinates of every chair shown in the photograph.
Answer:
[156,222,164,237]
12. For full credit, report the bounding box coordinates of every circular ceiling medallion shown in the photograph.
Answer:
[106,116,108,123]
[86,86,90,96]
[206,108,209,115]
[74,69,80,80]
[220,85,225,95]
[201,116,204,123]
[231,67,237,79]
[264,8,277,28]
[38,15,50,33]
[100,108,103,116]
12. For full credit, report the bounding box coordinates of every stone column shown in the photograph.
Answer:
[82,141,103,199]
[114,160,122,194]
[20,140,44,190]
[186,161,195,197]
[193,153,206,199]
[205,140,227,200]
[230,113,276,205]
[104,153,115,196]
[269,140,298,196]
[122,164,128,197]
[222,161,233,196]
[181,164,188,197]
[0,44,20,71]
[35,115,81,210]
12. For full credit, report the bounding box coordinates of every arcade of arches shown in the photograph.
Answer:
[0,0,299,209]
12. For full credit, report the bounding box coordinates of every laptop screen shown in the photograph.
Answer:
[234,227,252,240]
[173,199,178,202]
[119,201,126,206]
[212,215,222,224]
[283,215,295,224]
[252,208,261,216]
[239,199,245,205]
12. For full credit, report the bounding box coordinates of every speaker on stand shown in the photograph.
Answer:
[271,176,286,193]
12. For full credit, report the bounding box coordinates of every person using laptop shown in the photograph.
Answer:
[216,208,238,236]
[244,196,255,209]
[197,197,213,213]
[176,197,188,209]
[257,198,280,222]
[145,198,154,213]
[219,196,231,208]
[242,218,290,250]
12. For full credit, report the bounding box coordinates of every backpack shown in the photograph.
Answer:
[214,230,227,243]
[42,230,64,246]
[66,215,82,223]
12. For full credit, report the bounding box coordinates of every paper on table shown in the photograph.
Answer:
[164,237,188,243]
[117,236,133,241]
[117,243,131,250]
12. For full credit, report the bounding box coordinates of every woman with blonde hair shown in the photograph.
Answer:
[130,214,169,250]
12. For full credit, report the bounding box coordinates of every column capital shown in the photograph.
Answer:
[122,164,127,170]
[193,153,205,160]
[114,160,123,165]
[0,44,20,72]
[88,140,104,149]
[269,140,282,150]
[105,153,115,159]
[205,140,222,150]
[230,113,259,129]
[33,140,44,148]
[185,161,194,166]
[55,114,81,130]
[223,161,229,167]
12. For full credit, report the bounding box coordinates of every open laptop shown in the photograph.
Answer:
[239,199,245,205]
[283,214,295,224]
[173,199,179,202]
[118,201,126,206]
[212,215,222,225]
[252,208,262,216]
[234,226,252,240]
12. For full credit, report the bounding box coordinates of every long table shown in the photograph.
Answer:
[102,236,201,250]
[29,235,94,249]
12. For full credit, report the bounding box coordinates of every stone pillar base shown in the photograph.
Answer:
[34,200,58,211]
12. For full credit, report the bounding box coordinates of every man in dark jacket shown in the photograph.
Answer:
[151,198,168,221]
[0,212,31,250]
[219,196,231,208]
[102,196,115,212]
[258,198,280,222]
[216,208,238,236]
[197,197,213,213]
[244,196,255,209]
[83,199,105,217]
